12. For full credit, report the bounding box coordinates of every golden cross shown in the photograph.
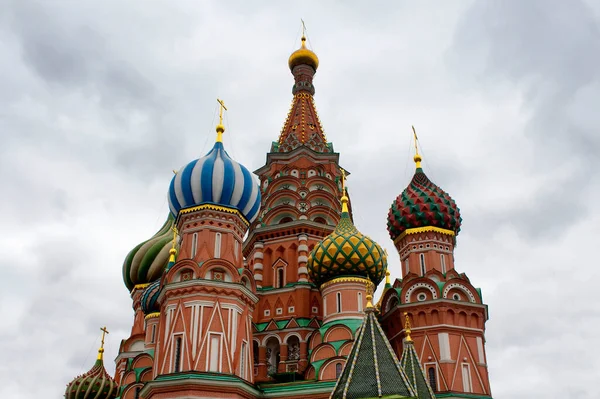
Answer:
[100,326,109,349]
[412,125,420,157]
[217,98,227,125]
[301,19,307,38]
[340,168,346,193]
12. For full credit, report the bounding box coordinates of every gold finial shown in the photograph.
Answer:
[403,312,413,342]
[385,270,391,285]
[340,168,349,213]
[169,226,178,262]
[216,98,227,142]
[300,19,308,47]
[98,326,109,360]
[365,281,374,309]
[412,126,422,168]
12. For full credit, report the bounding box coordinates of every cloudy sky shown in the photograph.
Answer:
[1,0,599,397]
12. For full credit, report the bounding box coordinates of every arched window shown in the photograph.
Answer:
[150,325,156,343]
[428,367,437,392]
[214,232,221,258]
[420,253,426,276]
[335,362,343,378]
[277,268,285,288]
[358,292,363,312]
[253,341,259,364]
[191,233,198,258]
[336,292,342,313]
[174,336,182,372]
[440,254,446,274]
[314,216,327,224]
[280,217,293,224]
[404,259,410,275]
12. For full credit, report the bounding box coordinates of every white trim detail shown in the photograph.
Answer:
[443,283,476,303]
[404,282,438,303]
[438,333,451,361]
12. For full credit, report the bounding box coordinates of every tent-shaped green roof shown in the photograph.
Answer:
[330,306,416,399]
[400,339,436,399]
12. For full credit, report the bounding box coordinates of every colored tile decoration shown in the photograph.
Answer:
[307,210,387,287]
[65,359,117,399]
[331,307,416,399]
[400,340,436,399]
[122,214,177,291]
[387,167,462,241]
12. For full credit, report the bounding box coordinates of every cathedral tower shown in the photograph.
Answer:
[140,103,261,398]
[380,132,492,398]
[243,34,348,382]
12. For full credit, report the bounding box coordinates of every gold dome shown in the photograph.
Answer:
[288,36,319,71]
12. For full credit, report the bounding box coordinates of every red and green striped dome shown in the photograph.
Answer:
[387,167,461,241]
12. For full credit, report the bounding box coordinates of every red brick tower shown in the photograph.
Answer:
[379,132,492,398]
[243,35,348,382]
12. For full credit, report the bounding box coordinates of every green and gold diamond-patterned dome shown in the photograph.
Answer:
[308,186,388,287]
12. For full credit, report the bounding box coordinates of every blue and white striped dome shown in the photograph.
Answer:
[168,141,261,223]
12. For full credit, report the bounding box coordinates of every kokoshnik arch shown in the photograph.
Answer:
[65,32,492,399]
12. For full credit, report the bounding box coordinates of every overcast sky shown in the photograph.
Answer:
[1,1,599,398]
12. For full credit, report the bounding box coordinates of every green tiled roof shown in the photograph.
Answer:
[254,318,314,332]
[400,340,436,399]
[331,308,416,399]
[319,318,363,338]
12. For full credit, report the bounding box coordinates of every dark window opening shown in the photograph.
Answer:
[428,367,437,392]
[174,337,182,373]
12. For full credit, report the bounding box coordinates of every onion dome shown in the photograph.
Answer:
[65,330,117,399]
[122,214,177,291]
[140,279,161,315]
[387,147,461,241]
[307,188,388,287]
[288,35,319,71]
[168,104,261,224]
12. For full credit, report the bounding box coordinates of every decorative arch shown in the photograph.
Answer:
[442,281,478,303]
[262,333,282,346]
[310,343,336,363]
[200,258,240,283]
[283,332,303,343]
[164,259,199,284]
[131,354,153,369]
[338,340,354,356]
[319,357,347,381]
[323,324,353,342]
[403,280,439,303]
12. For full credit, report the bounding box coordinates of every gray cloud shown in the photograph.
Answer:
[1,1,599,398]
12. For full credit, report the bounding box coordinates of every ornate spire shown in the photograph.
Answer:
[412,125,422,169]
[168,226,178,263]
[276,27,329,153]
[340,168,349,213]
[98,326,109,360]
[404,312,413,343]
[365,280,374,310]
[400,313,436,399]
[216,98,227,143]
